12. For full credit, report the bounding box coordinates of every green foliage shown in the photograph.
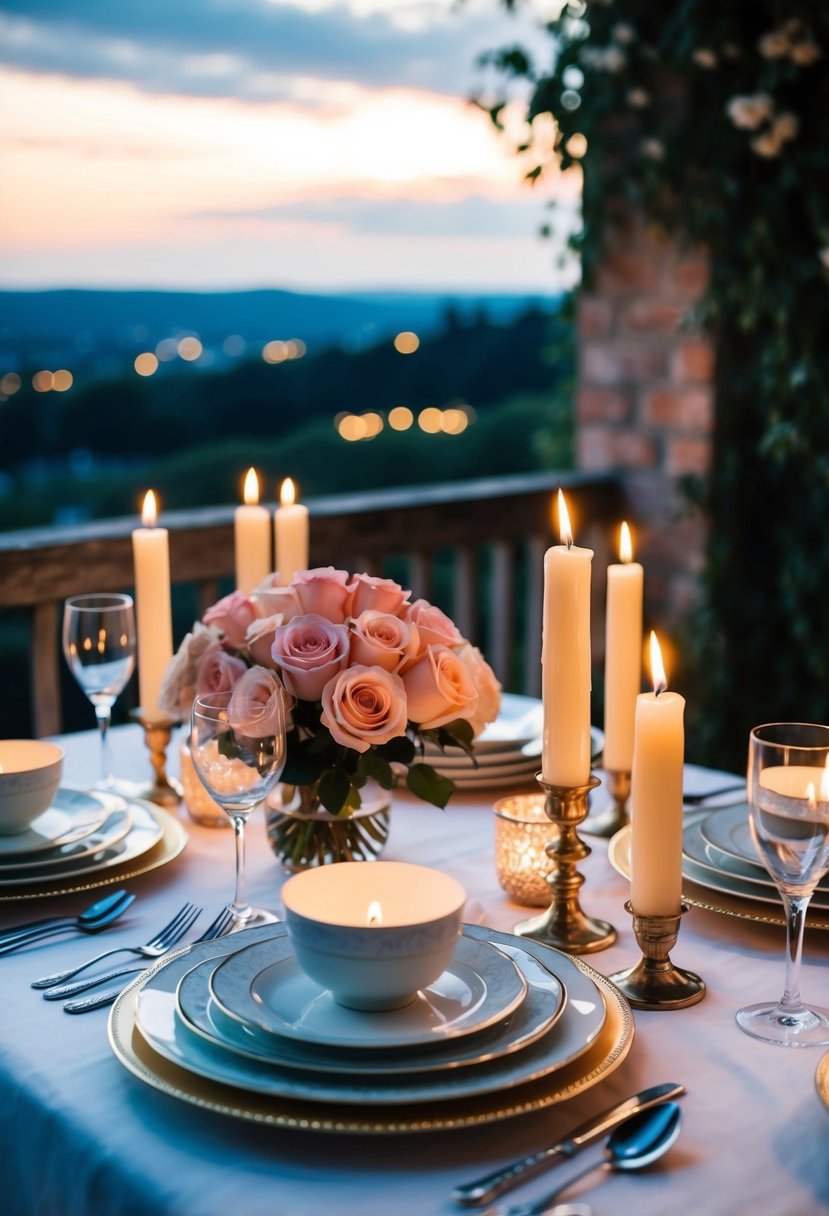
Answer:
[485,1,829,768]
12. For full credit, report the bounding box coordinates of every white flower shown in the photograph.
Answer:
[790,40,822,65]
[772,112,799,142]
[641,138,665,161]
[726,94,774,131]
[819,248,829,271]
[693,48,718,69]
[627,88,650,108]
[759,29,790,59]
[612,23,635,45]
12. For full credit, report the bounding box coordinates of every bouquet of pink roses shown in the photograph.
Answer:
[160,567,501,815]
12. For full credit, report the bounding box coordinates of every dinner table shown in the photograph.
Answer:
[1,723,828,1216]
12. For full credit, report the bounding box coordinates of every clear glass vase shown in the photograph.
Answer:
[265,780,391,870]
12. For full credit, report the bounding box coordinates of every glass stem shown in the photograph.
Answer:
[230,815,251,922]
[94,702,112,787]
[778,893,809,1013]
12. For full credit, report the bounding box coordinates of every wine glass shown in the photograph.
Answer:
[736,721,829,1046]
[190,687,286,927]
[63,593,136,790]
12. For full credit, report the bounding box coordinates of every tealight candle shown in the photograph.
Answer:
[274,477,309,585]
[493,793,554,906]
[234,467,271,593]
[603,521,644,773]
[131,490,173,722]
[541,489,593,788]
[630,632,685,916]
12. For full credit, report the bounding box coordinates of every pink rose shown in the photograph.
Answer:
[348,572,410,618]
[292,567,353,623]
[253,580,302,624]
[402,644,479,730]
[455,643,502,737]
[245,615,282,668]
[349,610,419,672]
[271,613,350,701]
[194,641,248,697]
[227,666,288,738]
[203,591,259,649]
[404,599,464,652]
[158,623,220,719]
[320,665,409,753]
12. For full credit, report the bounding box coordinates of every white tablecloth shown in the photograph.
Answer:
[1,726,828,1216]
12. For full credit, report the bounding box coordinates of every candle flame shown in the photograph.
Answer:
[619,521,633,564]
[822,757,829,802]
[243,467,260,506]
[649,631,668,695]
[557,489,573,548]
[141,490,158,527]
[280,477,296,507]
[807,781,817,811]
[367,900,382,926]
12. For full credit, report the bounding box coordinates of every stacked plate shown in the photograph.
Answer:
[109,921,634,1134]
[0,787,187,902]
[609,804,829,931]
[426,694,604,792]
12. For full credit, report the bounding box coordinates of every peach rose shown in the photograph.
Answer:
[228,666,288,738]
[271,613,350,701]
[349,610,419,672]
[202,590,259,649]
[158,623,220,719]
[292,567,353,623]
[404,599,464,652]
[348,573,410,618]
[252,580,302,624]
[320,665,408,753]
[245,615,282,668]
[455,643,502,737]
[402,644,479,730]
[194,641,247,698]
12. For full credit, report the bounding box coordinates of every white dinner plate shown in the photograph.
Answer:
[689,812,829,895]
[134,925,607,1108]
[0,797,163,888]
[0,788,109,858]
[0,803,132,875]
[176,937,565,1077]
[698,803,763,868]
[210,935,528,1051]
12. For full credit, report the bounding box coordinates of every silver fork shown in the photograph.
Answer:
[61,907,236,1013]
[32,902,203,990]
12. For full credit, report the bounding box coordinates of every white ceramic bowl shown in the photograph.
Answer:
[280,861,467,1011]
[0,740,64,835]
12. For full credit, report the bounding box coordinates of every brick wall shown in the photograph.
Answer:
[576,217,714,634]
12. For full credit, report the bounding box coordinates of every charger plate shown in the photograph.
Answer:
[109,924,633,1134]
[608,824,829,931]
[0,802,186,901]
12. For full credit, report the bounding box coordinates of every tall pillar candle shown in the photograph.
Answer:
[274,477,309,585]
[603,521,644,772]
[131,490,174,722]
[234,467,271,593]
[541,489,593,788]
[630,631,685,916]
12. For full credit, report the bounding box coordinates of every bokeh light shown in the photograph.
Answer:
[361,411,383,438]
[394,331,420,354]
[52,369,73,392]
[441,407,468,435]
[32,370,54,392]
[135,352,159,377]
[418,407,442,433]
[262,340,287,364]
[177,336,203,361]
[388,406,414,431]
[0,373,21,395]
[155,337,178,362]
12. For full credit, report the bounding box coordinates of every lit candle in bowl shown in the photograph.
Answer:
[131,490,173,721]
[630,631,685,916]
[603,521,644,774]
[234,467,271,593]
[280,861,466,1010]
[274,477,309,586]
[541,489,593,787]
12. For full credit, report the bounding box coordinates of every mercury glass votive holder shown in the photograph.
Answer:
[494,793,556,907]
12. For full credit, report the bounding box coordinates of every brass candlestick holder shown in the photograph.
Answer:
[582,768,631,838]
[609,900,706,1010]
[515,773,617,954]
[129,708,183,808]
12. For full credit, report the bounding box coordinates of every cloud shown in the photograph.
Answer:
[0,0,543,103]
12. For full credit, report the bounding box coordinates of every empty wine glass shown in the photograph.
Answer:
[191,681,286,927]
[63,593,136,790]
[736,722,829,1046]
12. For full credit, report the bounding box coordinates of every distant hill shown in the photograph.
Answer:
[0,288,559,370]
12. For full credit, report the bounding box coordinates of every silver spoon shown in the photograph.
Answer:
[482,1102,683,1216]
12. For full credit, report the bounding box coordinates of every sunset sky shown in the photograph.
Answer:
[0,0,579,293]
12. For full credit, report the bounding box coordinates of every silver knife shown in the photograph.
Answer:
[451,1081,685,1207]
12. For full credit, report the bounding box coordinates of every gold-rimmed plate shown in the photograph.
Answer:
[109,926,633,1134]
[816,1050,829,1112]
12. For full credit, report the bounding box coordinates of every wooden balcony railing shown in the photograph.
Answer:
[0,471,624,737]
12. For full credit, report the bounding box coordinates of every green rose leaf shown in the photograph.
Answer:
[357,751,395,789]
[281,730,327,786]
[318,768,360,816]
[406,763,454,809]
[376,735,416,764]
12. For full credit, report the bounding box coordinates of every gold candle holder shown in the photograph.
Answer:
[129,708,183,808]
[515,774,617,954]
[582,768,631,838]
[609,900,706,1010]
